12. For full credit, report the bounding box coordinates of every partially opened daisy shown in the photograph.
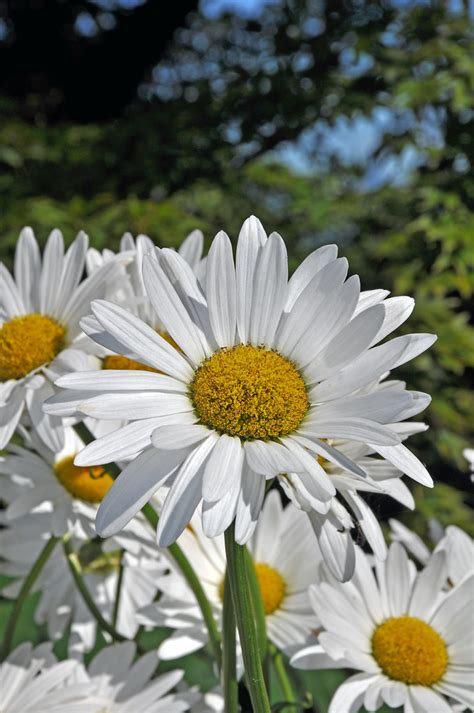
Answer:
[77,642,193,713]
[45,216,435,563]
[0,642,99,713]
[0,227,120,450]
[291,543,474,713]
[138,491,320,658]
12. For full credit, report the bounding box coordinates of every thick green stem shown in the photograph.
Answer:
[269,643,299,710]
[1,536,59,659]
[224,523,271,713]
[244,548,267,660]
[222,571,238,713]
[63,536,127,644]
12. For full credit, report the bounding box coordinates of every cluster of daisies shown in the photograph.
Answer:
[0,220,472,713]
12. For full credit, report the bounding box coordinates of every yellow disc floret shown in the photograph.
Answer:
[372,616,448,686]
[54,456,114,503]
[190,345,308,440]
[0,314,66,381]
[219,562,286,615]
[103,355,158,372]
[254,563,286,615]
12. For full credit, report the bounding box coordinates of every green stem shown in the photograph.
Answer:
[112,553,124,628]
[222,571,238,713]
[142,502,222,669]
[244,548,267,660]
[269,643,299,710]
[73,426,221,668]
[63,536,127,644]
[1,536,59,659]
[224,523,271,713]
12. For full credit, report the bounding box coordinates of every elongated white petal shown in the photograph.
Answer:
[56,370,186,393]
[285,244,338,310]
[206,231,236,347]
[371,296,414,345]
[202,434,243,501]
[371,443,433,486]
[39,229,64,315]
[14,227,40,312]
[408,550,447,618]
[151,423,210,450]
[249,232,288,347]
[142,251,210,365]
[96,447,185,537]
[52,231,88,319]
[179,229,204,268]
[236,215,267,343]
[77,392,193,420]
[309,511,356,582]
[303,417,400,446]
[90,299,194,381]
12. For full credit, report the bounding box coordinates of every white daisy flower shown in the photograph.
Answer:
[139,490,320,659]
[0,425,115,537]
[78,642,192,713]
[291,543,474,713]
[0,642,99,713]
[0,512,164,655]
[45,216,435,570]
[390,519,474,586]
[0,227,120,450]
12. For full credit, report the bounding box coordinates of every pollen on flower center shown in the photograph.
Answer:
[371,616,448,686]
[254,563,286,615]
[0,313,66,381]
[190,344,309,440]
[54,456,114,503]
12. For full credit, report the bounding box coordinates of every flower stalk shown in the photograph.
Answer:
[224,522,271,713]
[222,571,238,713]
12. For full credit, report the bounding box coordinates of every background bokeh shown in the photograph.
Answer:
[0,1,472,707]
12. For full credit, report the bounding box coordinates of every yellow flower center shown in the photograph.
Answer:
[219,562,286,615]
[190,345,308,440]
[0,314,66,381]
[372,616,448,686]
[54,456,114,503]
[254,563,286,615]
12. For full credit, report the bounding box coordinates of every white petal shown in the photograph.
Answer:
[385,542,411,615]
[235,466,265,544]
[51,231,88,319]
[39,229,64,315]
[309,511,356,582]
[303,416,400,446]
[371,296,414,345]
[202,434,243,501]
[285,244,338,310]
[371,443,433,486]
[0,264,26,318]
[236,215,267,343]
[408,550,447,618]
[96,447,185,537]
[56,370,186,393]
[14,227,40,311]
[408,686,451,713]
[76,392,193,420]
[178,229,204,269]
[248,232,288,347]
[151,423,210,450]
[61,260,121,334]
[354,288,390,315]
[244,439,303,476]
[311,390,413,425]
[157,434,219,546]
[281,436,335,497]
[202,467,242,537]
[343,491,387,560]
[206,231,236,347]
[90,299,193,381]
[305,303,385,382]
[328,673,379,713]
[142,250,210,364]
[291,434,368,479]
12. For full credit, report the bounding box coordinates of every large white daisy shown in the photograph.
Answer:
[291,543,474,713]
[138,490,320,659]
[0,642,99,713]
[0,511,164,655]
[0,227,120,450]
[45,216,435,565]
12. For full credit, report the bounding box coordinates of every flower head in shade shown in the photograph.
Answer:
[138,491,321,659]
[46,216,435,579]
[291,543,474,713]
[0,642,99,713]
[0,511,164,656]
[0,227,120,450]
[79,642,193,713]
